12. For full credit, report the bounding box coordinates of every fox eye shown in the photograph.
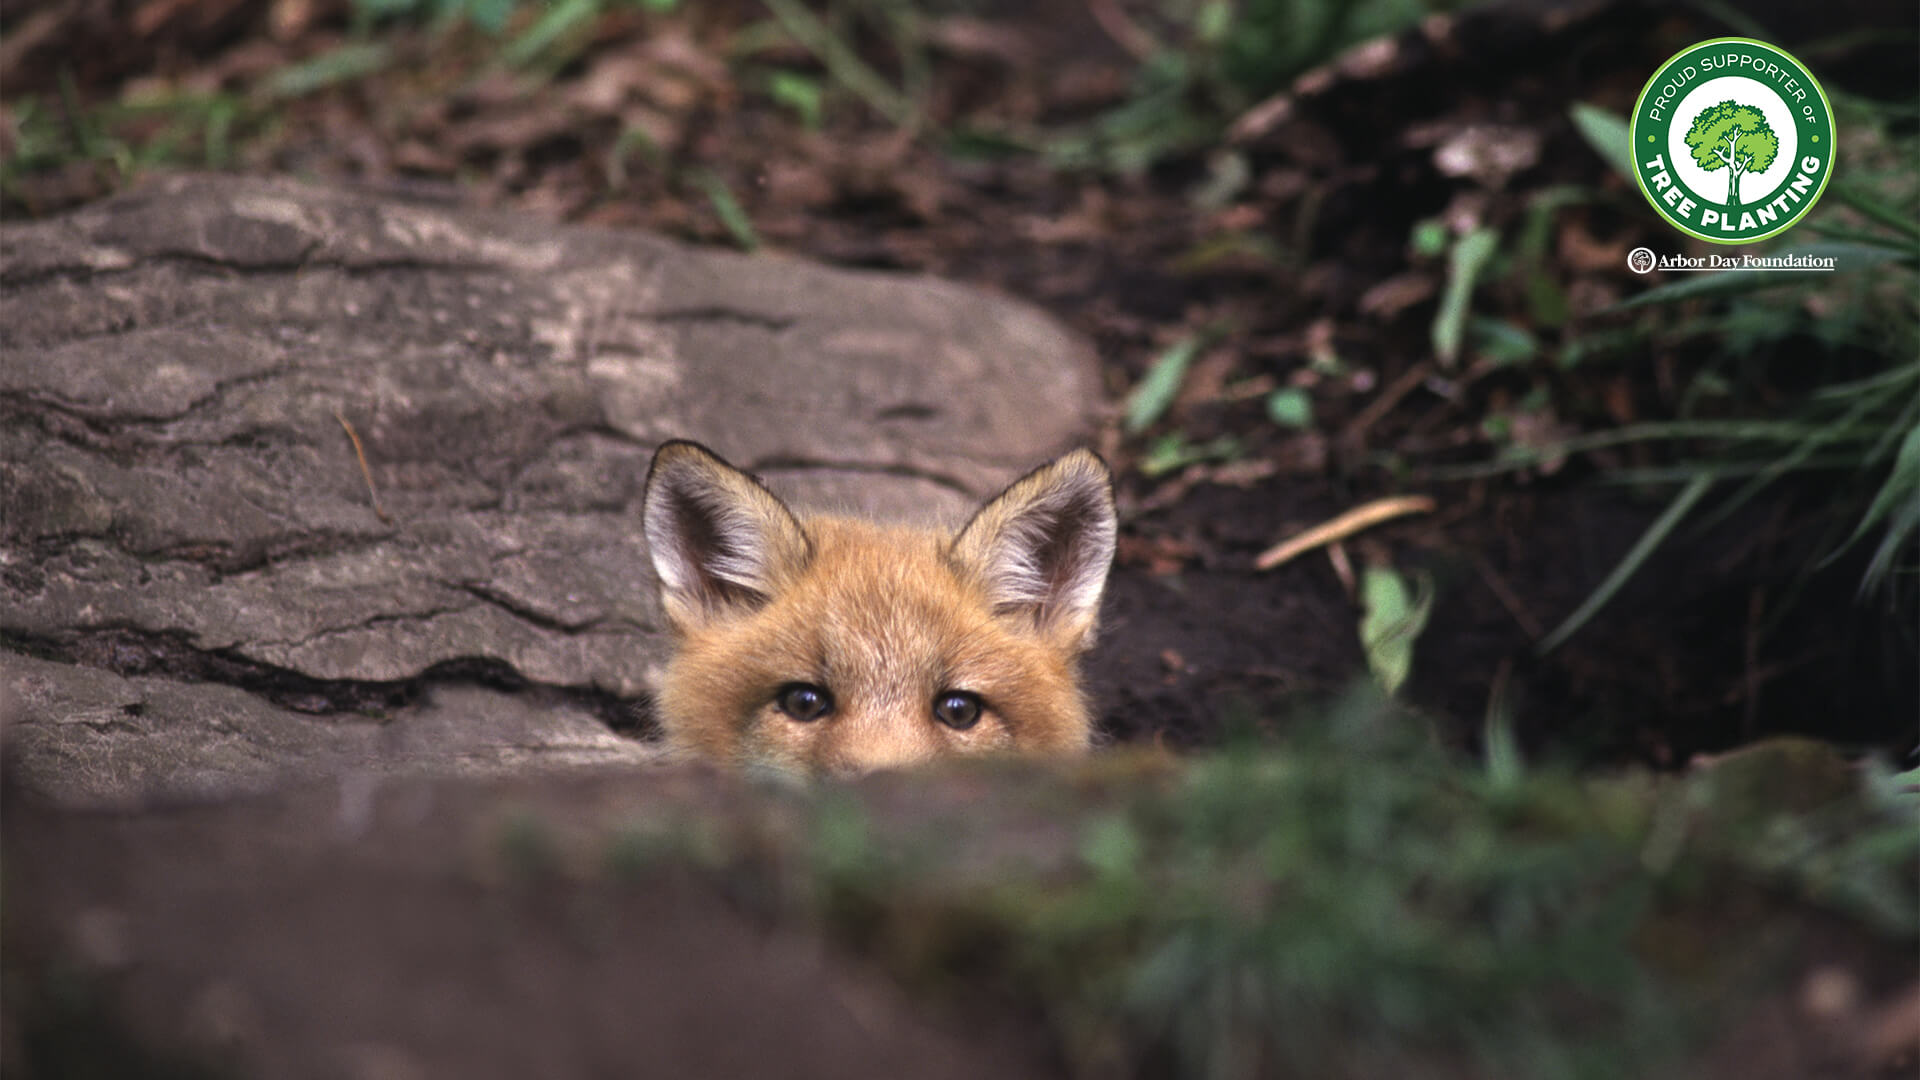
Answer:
[932,691,983,731]
[775,683,833,722]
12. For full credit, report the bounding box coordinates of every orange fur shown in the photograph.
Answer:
[643,442,1114,778]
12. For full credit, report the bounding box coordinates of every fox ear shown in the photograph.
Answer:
[643,441,810,629]
[950,449,1116,649]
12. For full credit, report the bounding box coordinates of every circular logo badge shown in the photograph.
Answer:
[1629,37,1834,245]
[1627,247,1657,274]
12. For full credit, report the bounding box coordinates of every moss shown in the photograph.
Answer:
[611,707,1915,1079]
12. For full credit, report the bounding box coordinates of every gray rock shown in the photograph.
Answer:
[1,764,1048,1079]
[0,175,1101,804]
[3,651,656,807]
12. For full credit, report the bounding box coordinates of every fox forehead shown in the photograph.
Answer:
[733,517,1021,689]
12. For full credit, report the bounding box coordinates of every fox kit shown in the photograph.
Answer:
[642,441,1116,778]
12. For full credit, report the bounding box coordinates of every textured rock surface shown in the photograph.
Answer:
[0,174,1102,803]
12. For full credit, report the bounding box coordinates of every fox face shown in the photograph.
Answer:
[642,441,1116,778]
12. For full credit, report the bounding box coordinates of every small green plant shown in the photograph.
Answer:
[754,0,925,130]
[1265,386,1314,429]
[1123,334,1208,434]
[1138,433,1243,477]
[1357,565,1433,695]
[1430,226,1500,366]
[1121,327,1252,476]
[688,168,762,251]
[350,0,517,33]
[1434,99,1919,652]
[0,84,252,202]
[345,0,677,37]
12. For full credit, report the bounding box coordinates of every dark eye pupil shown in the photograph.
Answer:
[777,684,832,722]
[934,691,981,730]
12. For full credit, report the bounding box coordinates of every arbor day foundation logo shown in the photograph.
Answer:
[1630,38,1834,244]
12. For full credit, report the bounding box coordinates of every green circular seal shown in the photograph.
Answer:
[1628,37,1835,245]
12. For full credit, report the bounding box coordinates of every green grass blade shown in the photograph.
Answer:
[265,42,394,99]
[767,71,824,129]
[58,68,103,160]
[1598,458,1872,484]
[1860,390,1920,471]
[1535,473,1716,656]
[1810,361,1920,402]
[1483,698,1523,792]
[1138,434,1241,477]
[1800,220,1920,250]
[1424,419,1833,480]
[1861,491,1920,594]
[1858,491,1920,591]
[203,97,236,167]
[1432,228,1499,367]
[504,0,599,67]
[1826,424,1920,587]
[761,0,916,129]
[689,168,760,252]
[1568,104,1632,183]
[1829,182,1920,242]
[465,0,518,33]
[1692,375,1893,533]
[1124,335,1203,434]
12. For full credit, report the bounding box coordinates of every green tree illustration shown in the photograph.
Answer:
[1683,100,1779,207]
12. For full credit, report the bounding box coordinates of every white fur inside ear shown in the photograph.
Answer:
[981,485,1110,612]
[958,452,1116,637]
[645,479,771,596]
[642,444,807,622]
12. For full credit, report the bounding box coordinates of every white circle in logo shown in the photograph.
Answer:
[1628,247,1657,274]
[1669,76,1799,206]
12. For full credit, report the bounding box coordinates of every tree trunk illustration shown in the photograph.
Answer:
[1723,134,1743,206]
[1685,103,1779,210]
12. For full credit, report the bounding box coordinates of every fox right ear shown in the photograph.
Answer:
[949,449,1116,650]
[642,441,810,630]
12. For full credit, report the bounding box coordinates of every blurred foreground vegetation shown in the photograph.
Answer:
[583,691,1918,1079]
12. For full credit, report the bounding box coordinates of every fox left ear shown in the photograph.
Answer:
[950,449,1117,649]
[642,441,811,630]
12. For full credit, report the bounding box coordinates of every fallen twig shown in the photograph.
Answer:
[334,410,391,524]
[1473,552,1544,641]
[1255,495,1436,570]
[1340,360,1432,449]
[1085,0,1157,61]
